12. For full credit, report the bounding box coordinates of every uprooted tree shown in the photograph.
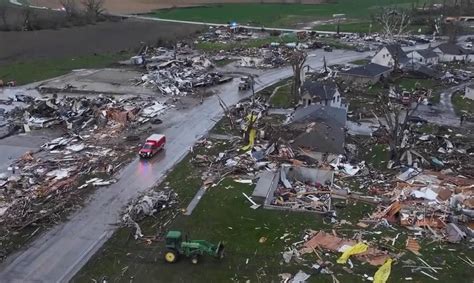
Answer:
[376,8,412,42]
[372,92,421,165]
[289,50,307,102]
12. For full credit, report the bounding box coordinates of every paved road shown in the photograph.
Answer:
[119,14,353,35]
[0,49,368,283]
[414,83,471,127]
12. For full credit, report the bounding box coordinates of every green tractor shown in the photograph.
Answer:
[164,230,225,264]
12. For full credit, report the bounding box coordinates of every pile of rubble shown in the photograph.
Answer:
[122,190,178,239]
[131,44,233,96]
[271,166,333,213]
[0,95,169,249]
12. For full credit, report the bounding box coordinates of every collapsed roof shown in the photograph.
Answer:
[289,105,346,155]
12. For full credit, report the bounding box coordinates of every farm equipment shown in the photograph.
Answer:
[164,231,225,264]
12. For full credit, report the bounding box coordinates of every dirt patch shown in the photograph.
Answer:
[30,0,329,14]
[0,18,202,64]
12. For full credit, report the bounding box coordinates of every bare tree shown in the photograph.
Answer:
[372,93,421,163]
[445,21,462,43]
[60,0,79,18]
[289,50,307,102]
[82,0,105,19]
[20,6,35,31]
[0,2,8,30]
[376,8,412,42]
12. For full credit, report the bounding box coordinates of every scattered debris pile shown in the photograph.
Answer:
[122,190,177,239]
[270,166,334,213]
[368,171,474,243]
[136,49,232,96]
[0,95,169,255]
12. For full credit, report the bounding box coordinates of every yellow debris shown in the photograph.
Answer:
[241,128,256,152]
[336,243,368,264]
[374,258,392,283]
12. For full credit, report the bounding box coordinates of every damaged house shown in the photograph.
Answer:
[432,43,473,62]
[300,81,347,109]
[371,44,409,69]
[288,104,346,163]
[465,84,474,100]
[339,63,392,85]
[406,49,439,65]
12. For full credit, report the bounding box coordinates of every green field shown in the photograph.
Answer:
[270,83,296,108]
[0,52,130,85]
[452,91,474,116]
[152,1,437,28]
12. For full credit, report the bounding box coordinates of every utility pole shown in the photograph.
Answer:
[250,75,255,106]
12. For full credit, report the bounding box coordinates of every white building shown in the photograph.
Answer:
[300,81,347,109]
[465,84,474,100]
[433,43,473,62]
[406,49,439,65]
[371,44,409,68]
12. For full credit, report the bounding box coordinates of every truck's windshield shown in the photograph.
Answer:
[142,143,153,149]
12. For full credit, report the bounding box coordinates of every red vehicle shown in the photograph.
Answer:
[139,134,166,158]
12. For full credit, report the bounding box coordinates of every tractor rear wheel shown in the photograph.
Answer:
[191,255,199,264]
[164,249,178,263]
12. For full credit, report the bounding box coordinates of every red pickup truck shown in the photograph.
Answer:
[139,134,166,158]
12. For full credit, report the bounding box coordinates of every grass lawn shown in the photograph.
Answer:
[452,91,474,116]
[0,52,131,85]
[364,143,390,170]
[151,1,437,28]
[315,21,381,33]
[270,83,296,108]
[396,77,438,91]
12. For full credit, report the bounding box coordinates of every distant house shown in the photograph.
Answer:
[406,49,439,65]
[300,81,346,109]
[432,43,473,62]
[339,63,392,85]
[288,104,346,163]
[371,44,409,68]
[465,84,474,100]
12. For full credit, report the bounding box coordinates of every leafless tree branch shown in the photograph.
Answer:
[0,2,8,30]
[59,0,79,18]
[82,0,105,19]
[289,50,307,101]
[376,8,412,42]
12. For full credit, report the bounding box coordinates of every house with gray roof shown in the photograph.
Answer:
[339,63,392,85]
[433,43,473,62]
[300,81,346,109]
[406,49,439,65]
[288,104,346,163]
[371,44,409,68]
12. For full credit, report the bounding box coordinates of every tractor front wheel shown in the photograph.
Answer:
[191,255,199,264]
[164,249,178,263]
